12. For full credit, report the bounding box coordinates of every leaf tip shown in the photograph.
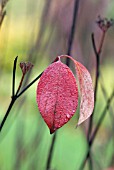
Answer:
[50,127,56,134]
[77,111,93,126]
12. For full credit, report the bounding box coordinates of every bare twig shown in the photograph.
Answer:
[100,76,114,122]
[17,72,42,98]
[66,0,80,66]
[90,90,114,145]
[0,58,35,131]
[0,56,19,131]
[87,16,114,139]
[0,53,59,131]
[79,90,114,170]
[81,17,114,168]
[88,152,93,170]
[0,97,16,131]
[98,30,106,54]
[46,133,57,170]
[85,32,104,170]
[87,32,106,140]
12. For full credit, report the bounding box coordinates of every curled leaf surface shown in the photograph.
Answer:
[74,61,94,126]
[59,55,94,126]
[36,60,78,134]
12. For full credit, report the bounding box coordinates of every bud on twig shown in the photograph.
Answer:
[96,15,114,32]
[20,62,34,75]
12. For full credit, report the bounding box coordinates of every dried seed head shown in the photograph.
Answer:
[20,62,34,75]
[96,15,114,32]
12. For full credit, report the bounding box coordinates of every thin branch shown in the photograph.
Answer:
[17,72,43,98]
[79,90,114,170]
[0,0,80,133]
[0,56,18,131]
[46,133,57,170]
[0,55,42,131]
[0,97,16,131]
[85,18,112,169]
[89,90,114,145]
[92,33,102,103]
[0,22,55,131]
[100,76,114,121]
[87,33,99,139]
[15,74,25,96]
[17,55,61,98]
[88,153,93,170]
[66,0,80,66]
[12,56,18,97]
[87,32,105,140]
[98,31,106,54]
[91,33,99,61]
[0,70,43,132]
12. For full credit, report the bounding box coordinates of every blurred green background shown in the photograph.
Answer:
[0,0,114,170]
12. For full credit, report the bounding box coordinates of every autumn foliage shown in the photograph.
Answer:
[36,55,94,133]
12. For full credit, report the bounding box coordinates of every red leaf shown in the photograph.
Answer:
[36,60,78,134]
[59,55,94,126]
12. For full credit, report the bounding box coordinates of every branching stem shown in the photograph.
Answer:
[87,31,106,140]
[79,90,114,170]
[0,97,16,131]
